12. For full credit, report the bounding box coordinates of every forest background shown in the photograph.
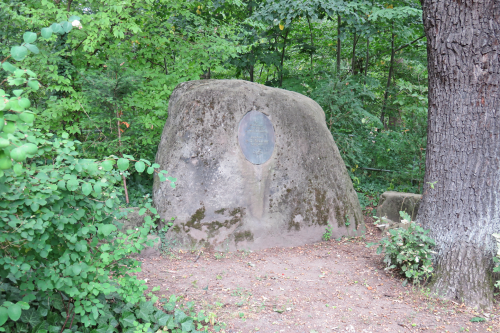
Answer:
[0,0,428,206]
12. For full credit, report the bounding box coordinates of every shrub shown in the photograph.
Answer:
[368,211,435,283]
[0,19,211,333]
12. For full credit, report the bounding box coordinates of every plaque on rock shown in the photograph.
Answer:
[238,110,275,165]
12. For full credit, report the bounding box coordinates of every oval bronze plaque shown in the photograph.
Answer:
[238,111,275,165]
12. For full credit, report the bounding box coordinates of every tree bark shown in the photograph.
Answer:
[249,65,254,82]
[380,25,395,129]
[279,29,289,87]
[419,0,500,309]
[351,32,359,74]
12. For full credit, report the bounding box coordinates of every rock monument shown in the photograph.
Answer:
[377,191,422,223]
[153,80,363,250]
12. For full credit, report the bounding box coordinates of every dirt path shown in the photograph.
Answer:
[137,219,500,333]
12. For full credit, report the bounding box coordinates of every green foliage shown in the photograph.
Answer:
[0,286,216,332]
[469,317,486,323]
[322,222,333,241]
[1,0,429,195]
[368,211,435,283]
[158,218,177,256]
[0,20,183,333]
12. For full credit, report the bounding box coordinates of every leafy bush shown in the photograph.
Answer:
[322,223,333,241]
[312,74,380,170]
[368,211,435,283]
[492,233,500,289]
[0,284,218,332]
[0,19,213,333]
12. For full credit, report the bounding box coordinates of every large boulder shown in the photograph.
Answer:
[376,191,422,223]
[153,79,364,250]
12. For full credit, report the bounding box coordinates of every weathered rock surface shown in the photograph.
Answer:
[376,191,422,223]
[153,79,364,250]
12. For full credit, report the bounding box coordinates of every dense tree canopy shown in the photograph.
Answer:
[1,0,428,199]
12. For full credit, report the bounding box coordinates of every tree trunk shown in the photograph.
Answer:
[351,32,359,74]
[380,25,395,129]
[419,0,500,309]
[279,29,289,87]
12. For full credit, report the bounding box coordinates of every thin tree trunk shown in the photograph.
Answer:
[257,64,264,81]
[364,38,369,79]
[307,16,314,74]
[117,108,129,204]
[249,65,254,82]
[336,15,341,73]
[115,78,129,204]
[419,0,500,309]
[279,29,289,87]
[351,32,359,74]
[380,24,395,129]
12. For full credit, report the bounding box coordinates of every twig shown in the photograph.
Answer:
[1,54,11,64]
[194,251,203,262]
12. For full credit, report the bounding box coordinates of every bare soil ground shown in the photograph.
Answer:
[137,217,500,333]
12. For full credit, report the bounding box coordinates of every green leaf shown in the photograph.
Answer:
[68,15,81,22]
[82,183,92,196]
[61,21,72,33]
[11,46,28,61]
[8,303,22,321]
[67,179,79,191]
[155,311,172,327]
[99,224,117,237]
[50,23,63,34]
[72,264,82,276]
[30,203,39,212]
[23,32,37,44]
[13,89,23,97]
[19,98,30,109]
[24,43,40,54]
[0,307,8,326]
[2,62,17,73]
[105,198,114,208]
[135,301,155,321]
[135,161,145,173]
[102,160,114,171]
[120,312,136,327]
[41,27,53,39]
[138,208,146,216]
[117,158,129,171]
[94,183,102,195]
[19,112,35,124]
[13,163,23,175]
[147,166,154,174]
[181,319,195,332]
[20,308,41,327]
